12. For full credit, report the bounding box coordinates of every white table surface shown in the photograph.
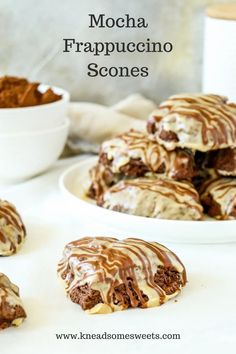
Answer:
[1,156,236,354]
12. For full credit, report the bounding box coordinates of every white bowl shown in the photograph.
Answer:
[59,157,236,244]
[0,119,69,181]
[0,85,70,133]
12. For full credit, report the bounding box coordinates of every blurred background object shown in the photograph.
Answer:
[0,0,233,105]
[203,4,236,101]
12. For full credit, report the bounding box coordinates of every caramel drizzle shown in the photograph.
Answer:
[101,130,192,176]
[0,201,26,251]
[0,273,19,296]
[201,178,236,215]
[152,94,236,148]
[160,94,227,108]
[109,178,202,214]
[129,238,187,284]
[102,131,165,172]
[58,237,186,309]
[113,242,164,305]
[170,105,236,146]
[0,205,22,232]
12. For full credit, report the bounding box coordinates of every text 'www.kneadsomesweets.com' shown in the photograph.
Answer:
[55,332,181,340]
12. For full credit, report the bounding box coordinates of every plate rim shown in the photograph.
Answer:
[59,156,236,225]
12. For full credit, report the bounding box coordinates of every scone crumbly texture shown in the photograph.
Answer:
[213,148,236,177]
[57,237,187,314]
[147,94,236,152]
[99,178,203,220]
[0,273,26,330]
[200,178,236,220]
[0,200,26,256]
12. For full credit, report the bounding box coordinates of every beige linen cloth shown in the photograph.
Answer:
[63,94,157,155]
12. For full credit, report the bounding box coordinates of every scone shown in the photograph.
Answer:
[88,130,196,200]
[147,94,236,152]
[99,130,195,179]
[200,178,236,220]
[193,151,219,191]
[0,75,61,108]
[87,163,120,200]
[0,273,26,330]
[99,178,203,220]
[0,200,26,256]
[57,237,187,314]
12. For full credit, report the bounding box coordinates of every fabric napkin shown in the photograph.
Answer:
[63,94,157,155]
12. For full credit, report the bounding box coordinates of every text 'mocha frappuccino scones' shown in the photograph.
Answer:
[0,273,27,330]
[57,237,187,314]
[147,94,236,152]
[0,200,26,256]
[99,178,203,220]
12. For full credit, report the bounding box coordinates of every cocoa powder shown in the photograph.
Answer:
[0,76,62,108]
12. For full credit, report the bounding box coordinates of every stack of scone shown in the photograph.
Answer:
[88,94,236,220]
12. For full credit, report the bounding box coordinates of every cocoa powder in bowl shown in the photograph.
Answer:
[0,76,62,108]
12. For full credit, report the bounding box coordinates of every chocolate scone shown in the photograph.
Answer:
[57,237,187,314]
[147,94,236,152]
[192,151,219,191]
[200,178,236,220]
[100,130,196,178]
[88,130,196,200]
[99,178,203,220]
[0,200,26,256]
[213,148,236,176]
[0,273,26,330]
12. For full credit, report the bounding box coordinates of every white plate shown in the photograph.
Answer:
[59,157,236,244]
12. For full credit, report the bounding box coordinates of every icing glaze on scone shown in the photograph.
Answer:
[213,148,236,176]
[99,178,203,220]
[100,130,195,178]
[57,237,187,314]
[200,178,236,219]
[88,130,196,200]
[0,200,26,256]
[0,273,26,330]
[147,94,236,152]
